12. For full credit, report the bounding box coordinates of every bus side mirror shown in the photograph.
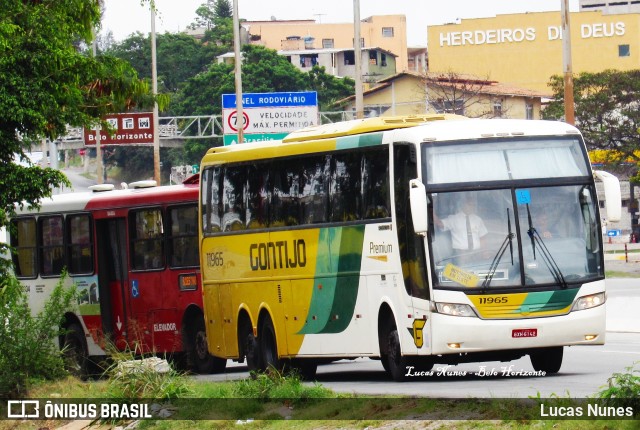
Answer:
[594,170,621,223]
[409,179,429,236]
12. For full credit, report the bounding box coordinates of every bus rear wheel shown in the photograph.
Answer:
[189,317,226,374]
[63,323,89,379]
[260,315,286,373]
[530,346,563,374]
[239,320,263,372]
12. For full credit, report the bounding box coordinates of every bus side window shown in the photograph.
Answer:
[169,205,198,268]
[272,161,301,227]
[300,155,329,224]
[330,151,361,222]
[67,214,93,274]
[362,148,391,219]
[10,217,38,278]
[222,166,246,232]
[39,216,65,277]
[203,167,222,233]
[246,163,270,229]
[131,208,164,270]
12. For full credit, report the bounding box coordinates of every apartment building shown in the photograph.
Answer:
[243,15,409,71]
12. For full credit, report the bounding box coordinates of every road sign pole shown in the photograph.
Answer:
[233,0,244,144]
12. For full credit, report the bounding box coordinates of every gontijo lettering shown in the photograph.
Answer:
[250,239,307,270]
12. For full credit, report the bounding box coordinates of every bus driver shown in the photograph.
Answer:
[434,196,488,256]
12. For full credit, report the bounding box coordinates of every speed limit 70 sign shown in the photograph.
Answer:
[226,110,249,132]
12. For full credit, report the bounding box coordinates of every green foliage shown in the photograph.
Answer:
[104,354,192,400]
[0,274,77,398]
[0,0,160,280]
[106,32,218,94]
[233,369,332,403]
[306,66,356,111]
[175,45,354,117]
[543,70,640,163]
[596,362,640,414]
[213,0,233,19]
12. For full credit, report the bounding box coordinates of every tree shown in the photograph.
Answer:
[418,71,508,118]
[0,1,159,276]
[544,69,640,167]
[306,66,355,111]
[174,45,354,163]
[106,32,217,94]
[192,0,233,29]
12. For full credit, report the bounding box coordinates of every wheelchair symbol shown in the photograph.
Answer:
[131,280,139,298]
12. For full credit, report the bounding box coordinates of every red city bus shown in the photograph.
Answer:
[8,177,225,375]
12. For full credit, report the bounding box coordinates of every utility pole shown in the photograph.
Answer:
[233,0,244,144]
[151,6,161,183]
[92,34,103,184]
[353,0,364,119]
[561,0,575,125]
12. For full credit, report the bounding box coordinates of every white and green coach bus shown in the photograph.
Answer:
[198,115,621,381]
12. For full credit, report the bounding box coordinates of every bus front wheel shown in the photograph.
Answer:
[530,346,563,374]
[385,327,409,382]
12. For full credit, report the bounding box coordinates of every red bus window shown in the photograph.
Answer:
[131,208,164,270]
[11,218,37,278]
[67,214,93,274]
[169,205,198,268]
[40,216,64,276]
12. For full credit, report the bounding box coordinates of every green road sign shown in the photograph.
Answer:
[223,133,288,146]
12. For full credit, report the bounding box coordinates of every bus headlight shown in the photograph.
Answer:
[571,292,606,311]
[434,302,477,317]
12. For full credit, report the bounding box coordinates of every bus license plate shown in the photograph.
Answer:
[512,328,537,338]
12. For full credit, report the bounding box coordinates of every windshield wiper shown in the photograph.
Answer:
[526,204,567,288]
[482,209,515,291]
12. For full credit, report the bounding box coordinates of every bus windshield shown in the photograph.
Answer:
[424,137,602,290]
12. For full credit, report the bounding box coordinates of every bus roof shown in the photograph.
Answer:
[14,182,199,216]
[202,114,466,164]
[282,114,466,143]
[391,118,581,143]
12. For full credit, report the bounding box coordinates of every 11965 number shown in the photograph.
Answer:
[477,296,508,304]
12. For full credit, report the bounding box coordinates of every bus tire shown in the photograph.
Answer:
[260,315,285,373]
[63,323,89,379]
[386,327,409,382]
[239,320,263,372]
[530,346,563,374]
[291,359,318,380]
[189,317,226,374]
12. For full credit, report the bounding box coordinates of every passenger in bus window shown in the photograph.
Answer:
[222,191,242,231]
[434,197,488,255]
[536,211,558,239]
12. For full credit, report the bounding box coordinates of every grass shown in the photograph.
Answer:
[3,371,638,430]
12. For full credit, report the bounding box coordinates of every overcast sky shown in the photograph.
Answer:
[102,0,580,46]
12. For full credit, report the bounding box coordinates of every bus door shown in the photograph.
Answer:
[95,218,129,351]
[128,208,178,354]
[393,143,432,355]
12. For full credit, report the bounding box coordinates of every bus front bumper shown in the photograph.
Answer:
[428,303,606,356]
